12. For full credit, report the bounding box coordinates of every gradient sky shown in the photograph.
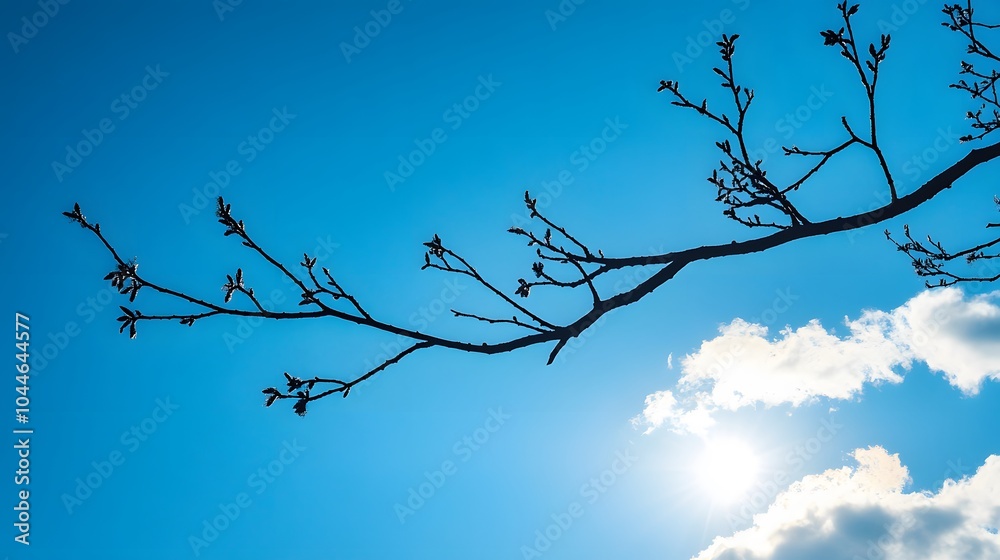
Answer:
[3,0,1000,558]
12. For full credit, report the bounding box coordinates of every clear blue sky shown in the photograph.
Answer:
[3,0,1000,558]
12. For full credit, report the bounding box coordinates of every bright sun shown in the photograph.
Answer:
[694,438,760,503]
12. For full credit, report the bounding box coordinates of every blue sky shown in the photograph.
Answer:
[4,0,1000,558]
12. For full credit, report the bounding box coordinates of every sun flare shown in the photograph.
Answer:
[694,438,760,503]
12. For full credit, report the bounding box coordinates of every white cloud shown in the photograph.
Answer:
[892,288,1000,393]
[637,390,716,436]
[634,288,1000,435]
[692,446,1000,560]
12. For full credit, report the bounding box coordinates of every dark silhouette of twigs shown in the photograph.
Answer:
[65,2,1000,416]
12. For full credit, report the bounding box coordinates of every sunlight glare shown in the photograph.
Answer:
[695,438,760,503]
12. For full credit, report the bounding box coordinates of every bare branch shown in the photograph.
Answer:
[888,197,1000,287]
[945,1,1000,141]
[451,310,549,334]
[63,2,1000,415]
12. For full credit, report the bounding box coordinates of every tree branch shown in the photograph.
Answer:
[62,2,1000,415]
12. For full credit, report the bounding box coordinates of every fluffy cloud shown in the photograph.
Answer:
[634,288,1000,435]
[693,446,1000,560]
[893,288,1000,393]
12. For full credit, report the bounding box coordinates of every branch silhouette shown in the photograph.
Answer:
[65,2,1000,416]
[888,1,1000,286]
